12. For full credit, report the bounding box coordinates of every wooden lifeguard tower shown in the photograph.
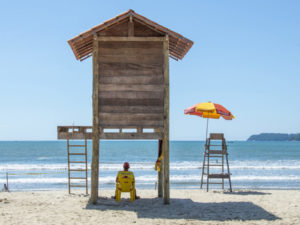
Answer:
[57,10,193,204]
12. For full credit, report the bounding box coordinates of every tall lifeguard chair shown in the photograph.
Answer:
[200,133,232,192]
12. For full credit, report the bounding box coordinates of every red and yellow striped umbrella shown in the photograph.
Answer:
[184,102,235,140]
[184,102,235,120]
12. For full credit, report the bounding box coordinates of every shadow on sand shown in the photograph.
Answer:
[86,197,279,221]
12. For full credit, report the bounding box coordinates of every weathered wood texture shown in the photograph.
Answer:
[101,132,162,139]
[162,36,170,204]
[57,126,92,139]
[97,19,162,38]
[128,17,134,37]
[98,19,129,37]
[90,36,100,204]
[67,139,88,195]
[68,10,193,61]
[200,133,232,192]
[133,20,162,37]
[97,39,164,130]
[57,126,163,140]
[158,139,163,197]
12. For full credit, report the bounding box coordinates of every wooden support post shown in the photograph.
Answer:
[90,34,100,204]
[158,139,163,197]
[128,15,134,37]
[85,138,88,195]
[163,35,170,204]
[67,139,70,194]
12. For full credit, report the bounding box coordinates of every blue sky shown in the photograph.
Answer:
[0,0,299,140]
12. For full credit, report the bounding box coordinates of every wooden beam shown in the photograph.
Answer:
[96,36,165,42]
[58,132,163,140]
[128,15,134,36]
[163,35,170,204]
[99,84,164,92]
[58,132,92,140]
[99,105,164,114]
[90,34,100,204]
[100,132,162,140]
[58,131,162,140]
[158,139,163,197]
[57,125,164,140]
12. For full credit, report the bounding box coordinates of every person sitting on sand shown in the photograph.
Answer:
[113,162,140,199]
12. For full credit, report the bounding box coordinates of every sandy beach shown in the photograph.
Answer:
[1,189,299,225]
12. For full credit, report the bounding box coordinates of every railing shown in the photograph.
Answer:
[57,125,163,140]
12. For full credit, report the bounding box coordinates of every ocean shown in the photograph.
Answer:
[0,141,300,191]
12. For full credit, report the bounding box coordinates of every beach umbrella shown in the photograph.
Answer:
[184,102,235,142]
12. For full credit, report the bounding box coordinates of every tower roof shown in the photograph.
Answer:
[68,10,193,61]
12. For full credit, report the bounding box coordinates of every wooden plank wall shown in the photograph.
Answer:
[97,19,162,37]
[97,40,164,129]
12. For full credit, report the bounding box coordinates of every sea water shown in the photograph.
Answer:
[0,141,300,191]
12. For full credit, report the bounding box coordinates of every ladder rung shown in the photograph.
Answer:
[69,153,86,155]
[208,150,224,154]
[204,164,223,167]
[208,174,230,179]
[70,161,86,163]
[69,169,87,172]
[205,156,223,158]
[70,185,87,187]
[70,177,87,179]
[69,145,86,147]
[202,182,224,184]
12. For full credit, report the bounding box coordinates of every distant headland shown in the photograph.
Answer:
[247,133,300,141]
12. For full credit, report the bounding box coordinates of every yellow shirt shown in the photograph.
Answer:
[116,171,135,182]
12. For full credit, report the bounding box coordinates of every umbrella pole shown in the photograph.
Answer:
[205,117,209,145]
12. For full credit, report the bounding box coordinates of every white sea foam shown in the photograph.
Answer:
[0,178,68,184]
[0,164,68,171]
[231,176,300,181]
[37,157,51,160]
[1,160,300,171]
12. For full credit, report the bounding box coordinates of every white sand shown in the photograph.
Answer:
[1,189,300,225]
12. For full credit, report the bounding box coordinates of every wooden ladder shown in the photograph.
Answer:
[67,139,88,194]
[200,133,232,192]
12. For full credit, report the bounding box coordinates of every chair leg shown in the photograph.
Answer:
[200,151,206,189]
[116,190,121,202]
[130,190,135,202]
[206,152,210,192]
[226,154,232,192]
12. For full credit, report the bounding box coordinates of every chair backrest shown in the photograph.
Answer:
[117,171,134,192]
[210,133,224,140]
[207,133,227,153]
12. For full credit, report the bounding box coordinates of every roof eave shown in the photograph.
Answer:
[68,9,193,61]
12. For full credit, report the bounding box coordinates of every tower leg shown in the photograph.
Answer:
[158,140,163,197]
[67,139,70,194]
[162,35,170,204]
[163,138,170,204]
[90,138,99,204]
